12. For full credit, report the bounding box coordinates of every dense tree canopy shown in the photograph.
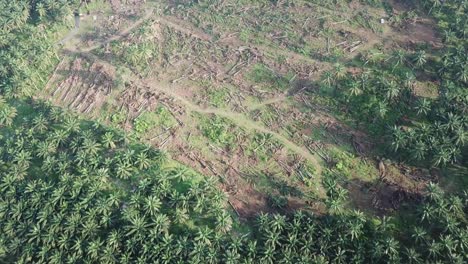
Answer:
[320,0,467,167]
[0,0,466,263]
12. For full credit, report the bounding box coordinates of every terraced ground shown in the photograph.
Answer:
[42,0,442,217]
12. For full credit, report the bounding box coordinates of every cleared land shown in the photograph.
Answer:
[42,0,442,217]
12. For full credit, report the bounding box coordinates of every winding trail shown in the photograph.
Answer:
[247,94,288,111]
[143,80,323,172]
[52,6,324,173]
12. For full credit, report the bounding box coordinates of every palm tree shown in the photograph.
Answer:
[48,107,63,123]
[215,211,232,234]
[32,114,49,132]
[135,152,151,170]
[81,138,101,156]
[391,126,407,152]
[413,51,427,68]
[390,49,406,69]
[152,214,170,234]
[52,129,69,147]
[453,127,466,146]
[101,132,117,149]
[382,237,399,260]
[143,195,161,217]
[115,160,133,179]
[385,82,401,100]
[0,106,17,127]
[126,214,151,237]
[63,116,80,133]
[428,0,442,15]
[411,140,427,161]
[173,207,189,225]
[334,63,347,80]
[426,183,444,202]
[375,101,388,119]
[269,214,286,233]
[404,247,422,264]
[195,227,213,246]
[224,249,241,264]
[415,98,431,115]
[433,147,451,166]
[36,141,55,158]
[348,220,363,241]
[411,226,427,244]
[440,234,457,256]
[347,80,362,97]
[321,71,334,88]
[87,238,104,261]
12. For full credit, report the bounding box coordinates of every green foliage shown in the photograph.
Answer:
[134,107,175,134]
[0,0,72,98]
[245,132,278,162]
[199,115,236,148]
[1,1,467,263]
[111,112,125,125]
[207,86,229,108]
[134,115,151,133]
[0,96,17,127]
[352,10,381,33]
[248,63,290,91]
[295,162,317,188]
[323,17,467,166]
[267,193,288,209]
[329,148,378,182]
[106,22,160,74]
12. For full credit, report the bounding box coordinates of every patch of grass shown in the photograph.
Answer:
[245,133,278,162]
[328,147,378,182]
[352,10,382,33]
[134,106,175,134]
[82,0,110,13]
[111,110,126,125]
[198,115,237,149]
[207,86,230,108]
[248,63,291,91]
[239,29,250,42]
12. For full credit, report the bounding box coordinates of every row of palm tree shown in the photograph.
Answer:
[320,4,467,165]
[0,0,72,99]
[1,99,466,263]
[0,99,236,263]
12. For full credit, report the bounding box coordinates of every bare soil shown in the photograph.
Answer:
[44,0,439,218]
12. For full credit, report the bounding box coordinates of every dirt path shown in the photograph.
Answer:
[142,80,323,172]
[247,94,288,111]
[56,48,323,173]
[53,4,324,175]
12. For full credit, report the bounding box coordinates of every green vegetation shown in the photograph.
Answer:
[249,63,291,91]
[0,100,466,262]
[245,133,279,162]
[105,21,159,75]
[1,0,467,263]
[198,114,238,149]
[134,107,175,134]
[319,0,467,167]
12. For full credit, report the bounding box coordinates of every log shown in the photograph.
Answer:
[84,101,95,113]
[228,200,241,218]
[45,58,66,92]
